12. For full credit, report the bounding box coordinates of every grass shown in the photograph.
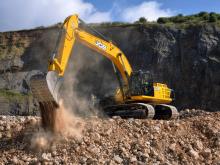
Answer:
[0,89,31,102]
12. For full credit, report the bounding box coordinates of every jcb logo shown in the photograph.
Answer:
[95,41,107,50]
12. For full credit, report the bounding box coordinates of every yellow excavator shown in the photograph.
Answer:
[30,14,178,130]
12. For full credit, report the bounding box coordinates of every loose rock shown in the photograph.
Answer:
[0,110,219,164]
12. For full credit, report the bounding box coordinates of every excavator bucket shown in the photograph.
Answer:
[30,71,63,131]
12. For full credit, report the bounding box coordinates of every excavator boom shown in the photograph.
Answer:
[49,15,132,83]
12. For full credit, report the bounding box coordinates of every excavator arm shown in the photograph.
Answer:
[43,14,133,104]
[49,15,132,84]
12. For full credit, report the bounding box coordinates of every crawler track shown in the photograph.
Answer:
[104,103,179,120]
[154,104,179,120]
[104,103,155,119]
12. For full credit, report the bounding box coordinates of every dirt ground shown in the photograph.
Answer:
[0,109,220,164]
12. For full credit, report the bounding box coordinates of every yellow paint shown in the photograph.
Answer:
[114,83,172,104]
[49,14,132,85]
[48,14,173,105]
[131,83,172,104]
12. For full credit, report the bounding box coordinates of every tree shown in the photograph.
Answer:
[209,13,217,22]
[198,11,208,17]
[139,17,147,23]
[157,17,169,24]
[203,14,209,20]
[210,12,216,15]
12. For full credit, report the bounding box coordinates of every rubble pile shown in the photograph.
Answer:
[0,109,220,164]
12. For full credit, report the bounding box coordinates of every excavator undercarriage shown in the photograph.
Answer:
[103,102,178,120]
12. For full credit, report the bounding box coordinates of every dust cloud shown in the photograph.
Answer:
[53,100,85,138]
[30,44,117,151]
[60,43,118,116]
[30,131,52,151]
[30,100,85,151]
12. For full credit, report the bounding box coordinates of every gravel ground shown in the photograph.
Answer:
[0,109,220,164]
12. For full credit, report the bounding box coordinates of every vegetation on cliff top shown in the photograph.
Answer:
[157,12,220,26]
[98,12,220,28]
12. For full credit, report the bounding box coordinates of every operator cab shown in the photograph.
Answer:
[129,70,154,96]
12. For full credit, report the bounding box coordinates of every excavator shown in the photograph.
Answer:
[30,14,179,131]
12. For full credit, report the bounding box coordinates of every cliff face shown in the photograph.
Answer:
[0,24,219,114]
[98,24,220,111]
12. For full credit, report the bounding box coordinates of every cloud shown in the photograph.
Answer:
[0,0,111,32]
[85,11,112,23]
[120,1,174,22]
[0,0,174,32]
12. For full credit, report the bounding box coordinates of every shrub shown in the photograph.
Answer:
[111,22,125,26]
[172,14,187,23]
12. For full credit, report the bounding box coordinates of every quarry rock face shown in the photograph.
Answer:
[0,24,220,114]
[97,24,220,111]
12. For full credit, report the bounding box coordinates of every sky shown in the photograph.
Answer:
[0,0,220,32]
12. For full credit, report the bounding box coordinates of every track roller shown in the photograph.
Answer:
[154,104,179,120]
[104,103,155,119]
